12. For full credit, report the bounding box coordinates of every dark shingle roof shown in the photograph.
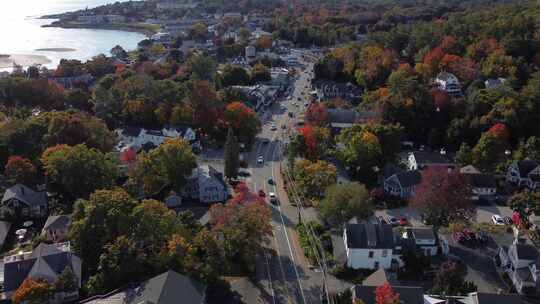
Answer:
[42,215,71,231]
[345,223,394,249]
[474,292,522,304]
[122,126,142,137]
[517,160,539,176]
[2,184,47,208]
[0,220,11,248]
[465,173,496,188]
[515,243,539,260]
[408,227,436,240]
[353,285,424,304]
[411,151,453,165]
[395,171,422,187]
[129,270,206,304]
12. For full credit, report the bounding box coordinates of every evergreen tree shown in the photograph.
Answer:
[224,128,239,180]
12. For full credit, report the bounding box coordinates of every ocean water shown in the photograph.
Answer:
[0,0,146,69]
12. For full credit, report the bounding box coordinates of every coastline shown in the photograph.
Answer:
[41,21,157,37]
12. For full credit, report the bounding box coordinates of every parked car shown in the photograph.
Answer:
[388,217,399,226]
[269,192,277,204]
[270,124,277,131]
[257,156,264,164]
[258,190,266,197]
[288,112,294,118]
[491,214,505,225]
[268,178,274,185]
[261,138,270,144]
[398,217,408,226]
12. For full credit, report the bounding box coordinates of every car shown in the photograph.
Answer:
[388,217,399,226]
[267,178,274,185]
[269,192,277,203]
[261,138,270,144]
[257,156,264,164]
[270,124,277,131]
[398,217,408,226]
[304,102,309,107]
[297,97,301,101]
[258,190,266,197]
[492,214,505,225]
[288,112,294,118]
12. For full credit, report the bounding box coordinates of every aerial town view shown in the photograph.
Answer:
[1,0,540,303]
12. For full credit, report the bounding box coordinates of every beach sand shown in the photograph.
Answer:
[0,54,52,68]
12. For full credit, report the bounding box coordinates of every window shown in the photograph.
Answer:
[374,261,379,269]
[382,250,387,257]
[368,251,374,258]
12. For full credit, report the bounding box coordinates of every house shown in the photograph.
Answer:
[1,184,48,219]
[344,223,397,270]
[80,270,206,304]
[383,170,421,198]
[3,242,82,301]
[406,151,455,171]
[183,165,228,203]
[498,238,540,294]
[435,72,462,97]
[41,215,71,242]
[312,80,362,103]
[162,124,197,142]
[326,108,378,133]
[401,227,448,257]
[466,173,497,200]
[506,160,540,190]
[424,292,522,304]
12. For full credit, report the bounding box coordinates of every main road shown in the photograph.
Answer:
[246,51,327,304]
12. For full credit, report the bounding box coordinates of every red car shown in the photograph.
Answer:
[398,217,408,226]
[258,190,266,197]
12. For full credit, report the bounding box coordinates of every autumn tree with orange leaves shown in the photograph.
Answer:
[12,278,54,304]
[289,125,331,161]
[224,102,261,143]
[4,155,37,185]
[305,103,329,126]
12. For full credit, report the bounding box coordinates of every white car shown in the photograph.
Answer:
[270,124,277,131]
[257,156,264,164]
[491,214,505,225]
[269,192,277,203]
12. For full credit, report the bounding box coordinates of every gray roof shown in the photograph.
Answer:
[472,292,522,304]
[353,285,423,304]
[4,243,81,292]
[411,151,454,165]
[128,270,206,304]
[515,243,538,260]
[42,215,71,231]
[345,223,394,249]
[466,173,496,189]
[408,227,436,240]
[2,184,47,208]
[516,160,539,176]
[395,170,422,187]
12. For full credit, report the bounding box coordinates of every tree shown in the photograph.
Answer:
[224,102,261,143]
[455,143,473,166]
[55,266,78,293]
[320,182,371,227]
[431,260,476,296]
[69,188,137,273]
[210,197,271,272]
[411,167,473,226]
[305,103,328,126]
[251,63,271,83]
[289,125,331,161]
[337,129,383,184]
[375,283,400,304]
[12,278,54,304]
[129,139,196,196]
[217,64,250,87]
[294,159,337,199]
[238,27,251,43]
[507,190,540,226]
[4,155,36,185]
[187,54,216,81]
[189,22,208,42]
[41,144,118,199]
[257,35,273,49]
[224,128,240,180]
[471,124,510,172]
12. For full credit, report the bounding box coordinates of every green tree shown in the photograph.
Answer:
[217,64,250,87]
[430,260,477,296]
[187,54,216,81]
[41,144,118,199]
[224,128,240,180]
[69,188,137,273]
[319,182,371,227]
[55,266,78,293]
[456,143,473,167]
[238,27,251,43]
[250,63,271,83]
[507,190,540,226]
[337,130,382,185]
[129,139,197,196]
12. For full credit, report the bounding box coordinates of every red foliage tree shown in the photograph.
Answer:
[305,103,328,126]
[488,123,510,140]
[375,283,400,304]
[4,156,37,185]
[120,148,137,165]
[430,88,450,110]
[411,167,473,225]
[299,125,318,159]
[423,46,445,71]
[440,36,459,54]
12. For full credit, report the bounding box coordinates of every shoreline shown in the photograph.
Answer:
[41,22,157,37]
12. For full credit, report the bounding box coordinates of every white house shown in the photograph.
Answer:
[506,160,540,190]
[344,223,397,270]
[183,165,228,203]
[435,72,462,97]
[116,126,198,152]
[498,238,540,294]
[162,125,197,143]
